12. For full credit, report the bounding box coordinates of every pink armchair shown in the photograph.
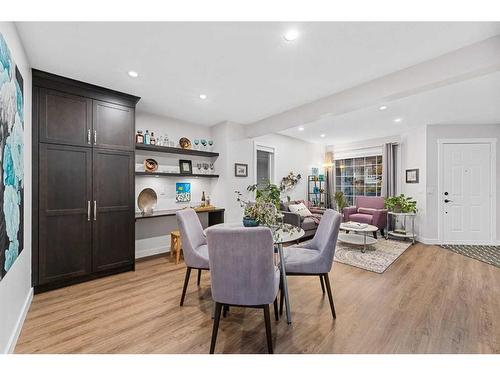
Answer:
[343,196,387,238]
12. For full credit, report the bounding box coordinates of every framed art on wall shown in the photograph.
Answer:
[0,33,24,280]
[234,163,248,177]
[176,182,191,202]
[406,169,419,183]
[179,159,192,174]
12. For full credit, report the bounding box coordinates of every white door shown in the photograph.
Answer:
[442,143,492,244]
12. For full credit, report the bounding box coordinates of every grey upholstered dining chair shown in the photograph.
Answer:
[176,208,210,306]
[207,226,280,354]
[281,209,341,319]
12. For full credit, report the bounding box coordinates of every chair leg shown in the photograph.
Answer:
[279,285,284,316]
[373,231,378,239]
[180,267,192,306]
[210,302,223,354]
[263,305,273,354]
[380,228,385,237]
[175,237,182,265]
[273,297,279,321]
[170,236,174,261]
[323,273,336,319]
[197,269,202,286]
[222,304,229,318]
[320,275,325,294]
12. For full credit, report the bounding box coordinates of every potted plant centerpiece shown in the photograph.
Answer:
[235,185,283,227]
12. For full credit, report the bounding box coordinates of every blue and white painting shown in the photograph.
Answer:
[0,33,24,280]
[176,183,191,203]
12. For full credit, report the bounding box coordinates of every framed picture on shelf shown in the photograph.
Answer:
[179,159,192,174]
[406,168,419,183]
[234,163,248,177]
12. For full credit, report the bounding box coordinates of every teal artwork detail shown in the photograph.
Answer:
[0,32,24,280]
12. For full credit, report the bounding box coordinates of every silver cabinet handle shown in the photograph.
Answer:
[87,201,91,221]
[93,200,97,221]
[87,129,91,144]
[94,130,97,145]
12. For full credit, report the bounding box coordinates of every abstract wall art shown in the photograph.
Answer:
[0,33,24,280]
[175,182,191,202]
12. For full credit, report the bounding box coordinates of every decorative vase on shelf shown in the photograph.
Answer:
[243,216,259,227]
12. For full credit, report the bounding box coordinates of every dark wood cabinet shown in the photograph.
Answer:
[33,70,140,293]
[92,149,134,272]
[93,100,135,151]
[38,144,92,284]
[39,88,92,147]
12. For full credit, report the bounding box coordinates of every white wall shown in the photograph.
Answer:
[400,126,427,241]
[425,124,500,243]
[134,112,216,258]
[211,121,325,223]
[0,22,32,354]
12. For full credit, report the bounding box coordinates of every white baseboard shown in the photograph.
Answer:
[135,245,170,259]
[416,236,440,245]
[6,287,33,354]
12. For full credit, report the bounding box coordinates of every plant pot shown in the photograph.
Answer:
[242,217,259,227]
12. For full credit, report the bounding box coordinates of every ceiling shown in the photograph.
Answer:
[279,71,500,145]
[16,22,500,126]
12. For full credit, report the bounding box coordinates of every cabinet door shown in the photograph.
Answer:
[93,100,135,151]
[39,88,92,147]
[38,144,92,284]
[92,149,134,272]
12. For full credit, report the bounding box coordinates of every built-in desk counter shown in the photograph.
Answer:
[135,207,225,223]
[135,207,225,259]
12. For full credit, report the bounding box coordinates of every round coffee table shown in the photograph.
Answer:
[339,222,378,253]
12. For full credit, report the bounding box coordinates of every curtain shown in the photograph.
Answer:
[324,151,334,208]
[382,143,398,197]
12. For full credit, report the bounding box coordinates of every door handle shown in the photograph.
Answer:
[94,130,97,145]
[93,200,97,221]
[444,199,453,203]
[87,129,91,144]
[87,201,91,221]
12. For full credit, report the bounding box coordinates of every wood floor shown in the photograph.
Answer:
[15,243,500,354]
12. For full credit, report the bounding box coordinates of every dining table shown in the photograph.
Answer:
[205,222,305,324]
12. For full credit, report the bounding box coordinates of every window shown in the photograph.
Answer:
[256,149,274,188]
[335,155,382,206]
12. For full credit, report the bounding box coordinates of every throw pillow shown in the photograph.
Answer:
[289,202,312,217]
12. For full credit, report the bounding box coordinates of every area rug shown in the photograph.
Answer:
[440,244,500,268]
[334,239,412,274]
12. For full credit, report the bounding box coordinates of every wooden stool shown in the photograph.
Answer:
[170,230,182,264]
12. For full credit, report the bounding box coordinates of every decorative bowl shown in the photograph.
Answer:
[243,217,259,227]
[137,188,157,214]
[179,137,192,149]
[144,158,158,172]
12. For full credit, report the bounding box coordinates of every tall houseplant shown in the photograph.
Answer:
[334,191,347,212]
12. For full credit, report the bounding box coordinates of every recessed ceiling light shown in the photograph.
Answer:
[283,29,299,42]
[298,126,304,131]
[320,134,326,138]
[379,105,388,111]
[128,70,138,78]
[394,118,402,123]
[199,94,207,100]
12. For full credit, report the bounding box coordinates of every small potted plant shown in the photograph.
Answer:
[384,194,417,213]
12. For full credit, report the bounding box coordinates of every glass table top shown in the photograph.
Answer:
[206,222,305,244]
